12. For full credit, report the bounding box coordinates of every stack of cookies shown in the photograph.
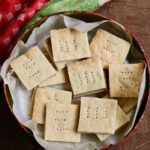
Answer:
[10,28,144,142]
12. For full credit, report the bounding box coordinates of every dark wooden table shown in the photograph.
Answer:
[0,0,150,149]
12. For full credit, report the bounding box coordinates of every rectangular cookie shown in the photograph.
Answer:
[78,97,118,134]
[118,98,137,113]
[28,88,36,116]
[50,28,91,62]
[32,87,72,124]
[44,38,78,70]
[67,58,106,96]
[109,63,144,97]
[90,29,131,68]
[44,38,53,60]
[10,46,56,91]
[39,68,68,87]
[102,95,137,113]
[45,102,80,142]
[97,105,130,141]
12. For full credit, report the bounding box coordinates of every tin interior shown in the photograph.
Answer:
[2,11,150,148]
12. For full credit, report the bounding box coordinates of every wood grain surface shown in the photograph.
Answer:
[0,0,150,149]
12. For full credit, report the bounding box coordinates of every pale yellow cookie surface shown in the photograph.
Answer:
[118,98,137,113]
[78,97,117,134]
[39,68,68,87]
[97,105,130,141]
[28,88,36,116]
[32,87,72,124]
[44,37,78,70]
[90,29,131,68]
[109,63,144,97]
[10,46,56,91]
[45,102,80,142]
[50,28,91,62]
[67,58,106,96]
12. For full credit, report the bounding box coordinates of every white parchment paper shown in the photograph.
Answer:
[0,15,146,150]
[98,0,111,5]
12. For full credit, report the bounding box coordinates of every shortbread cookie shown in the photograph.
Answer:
[90,29,131,68]
[78,97,117,134]
[39,68,68,87]
[28,88,36,116]
[10,46,56,90]
[102,95,137,113]
[32,87,72,124]
[50,28,91,62]
[118,98,137,113]
[44,38,78,70]
[109,63,144,97]
[45,102,80,142]
[97,105,130,141]
[67,58,106,96]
